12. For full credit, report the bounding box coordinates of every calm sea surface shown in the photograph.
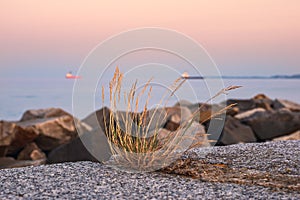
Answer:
[1,78,299,121]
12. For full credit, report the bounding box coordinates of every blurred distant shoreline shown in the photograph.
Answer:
[205,74,300,79]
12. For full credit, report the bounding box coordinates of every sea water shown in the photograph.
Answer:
[1,78,299,121]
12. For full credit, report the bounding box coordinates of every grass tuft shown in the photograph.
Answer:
[101,67,239,171]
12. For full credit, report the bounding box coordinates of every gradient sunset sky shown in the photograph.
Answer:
[0,0,299,78]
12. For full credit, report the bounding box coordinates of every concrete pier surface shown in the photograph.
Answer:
[0,140,299,199]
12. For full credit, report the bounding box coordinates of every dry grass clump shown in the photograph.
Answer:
[101,67,239,171]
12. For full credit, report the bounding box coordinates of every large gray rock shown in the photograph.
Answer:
[238,108,300,140]
[273,99,300,112]
[20,108,71,121]
[47,128,111,164]
[226,94,273,113]
[217,116,257,145]
[17,109,90,151]
[0,121,38,156]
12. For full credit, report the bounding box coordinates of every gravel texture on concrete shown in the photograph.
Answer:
[187,140,300,175]
[0,140,299,199]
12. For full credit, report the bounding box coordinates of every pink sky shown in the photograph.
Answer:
[0,0,299,77]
